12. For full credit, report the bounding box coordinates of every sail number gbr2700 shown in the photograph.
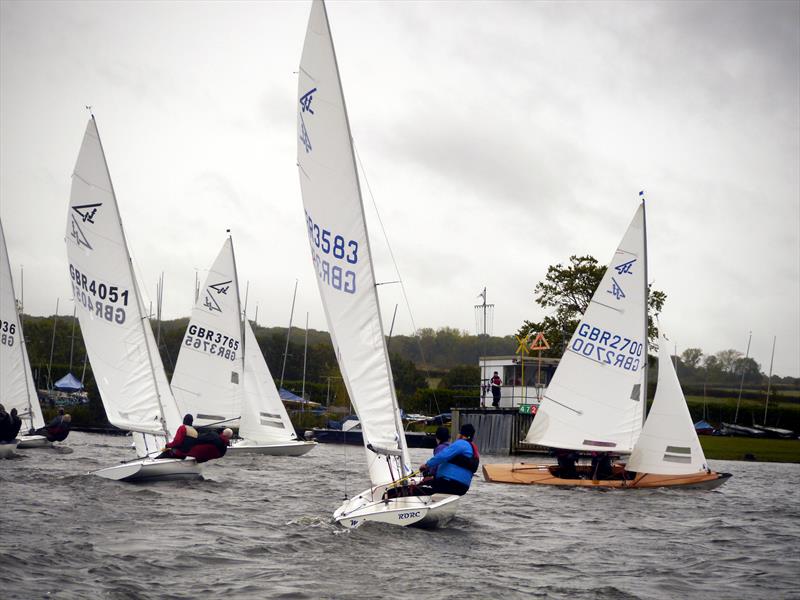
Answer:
[305,210,358,295]
[570,322,643,372]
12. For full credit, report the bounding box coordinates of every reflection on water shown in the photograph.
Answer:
[2,432,798,599]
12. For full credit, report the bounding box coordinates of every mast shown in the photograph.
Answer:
[640,192,649,426]
[47,298,59,390]
[763,335,776,424]
[319,0,409,463]
[280,279,298,389]
[734,330,752,424]
[229,230,246,387]
[91,115,170,438]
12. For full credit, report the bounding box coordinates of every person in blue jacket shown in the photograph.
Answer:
[417,423,479,496]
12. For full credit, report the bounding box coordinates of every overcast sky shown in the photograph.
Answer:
[1,1,798,377]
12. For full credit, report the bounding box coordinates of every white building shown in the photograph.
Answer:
[479,355,560,409]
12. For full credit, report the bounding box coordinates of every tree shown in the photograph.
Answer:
[438,365,480,390]
[715,349,743,374]
[681,348,703,370]
[518,254,666,355]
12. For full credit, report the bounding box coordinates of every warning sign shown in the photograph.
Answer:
[529,332,550,351]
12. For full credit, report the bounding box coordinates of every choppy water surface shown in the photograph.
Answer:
[1,432,798,599]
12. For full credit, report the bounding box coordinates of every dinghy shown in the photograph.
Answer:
[66,117,201,481]
[170,236,316,456]
[297,0,459,528]
[0,218,49,452]
[482,200,730,490]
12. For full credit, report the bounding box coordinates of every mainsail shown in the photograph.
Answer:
[297,0,409,485]
[171,238,243,427]
[0,218,45,432]
[66,118,181,447]
[239,320,298,444]
[626,341,709,474]
[527,204,648,453]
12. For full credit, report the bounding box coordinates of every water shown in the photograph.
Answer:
[1,432,798,599]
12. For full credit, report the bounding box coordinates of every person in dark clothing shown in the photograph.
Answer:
[554,448,578,479]
[36,410,72,442]
[0,404,13,442]
[8,408,22,440]
[591,452,613,479]
[428,426,451,478]
[490,371,502,408]
[186,428,232,463]
[156,414,199,459]
[417,423,479,496]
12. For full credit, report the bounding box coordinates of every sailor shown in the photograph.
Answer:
[157,414,199,459]
[591,452,613,479]
[8,408,22,440]
[186,428,233,463]
[554,448,578,479]
[37,409,72,442]
[427,426,451,478]
[0,404,13,442]
[490,371,502,408]
[418,423,479,496]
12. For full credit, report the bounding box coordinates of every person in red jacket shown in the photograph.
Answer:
[157,414,198,459]
[186,428,233,463]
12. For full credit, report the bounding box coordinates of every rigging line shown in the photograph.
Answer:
[353,144,441,416]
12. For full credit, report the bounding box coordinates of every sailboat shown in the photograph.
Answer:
[483,200,731,489]
[170,236,316,456]
[0,218,48,456]
[66,116,202,481]
[297,0,459,528]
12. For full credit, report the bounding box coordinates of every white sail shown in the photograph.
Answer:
[66,118,181,447]
[171,238,243,427]
[626,340,709,474]
[238,320,298,444]
[0,218,45,432]
[297,0,409,486]
[527,204,647,452]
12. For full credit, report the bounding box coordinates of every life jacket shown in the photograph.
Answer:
[449,440,480,474]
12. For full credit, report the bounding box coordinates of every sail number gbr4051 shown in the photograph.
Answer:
[69,264,129,325]
[305,210,358,295]
[570,322,644,372]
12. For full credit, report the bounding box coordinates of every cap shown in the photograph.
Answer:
[183,414,194,425]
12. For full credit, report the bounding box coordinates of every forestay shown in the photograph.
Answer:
[626,341,709,474]
[172,238,243,427]
[297,0,409,485]
[527,204,647,453]
[0,219,45,432]
[66,118,181,445]
[239,320,298,444]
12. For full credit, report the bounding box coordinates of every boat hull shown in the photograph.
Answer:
[16,435,53,449]
[92,457,203,482]
[0,440,19,459]
[482,463,732,490]
[333,486,460,529]
[227,440,317,456]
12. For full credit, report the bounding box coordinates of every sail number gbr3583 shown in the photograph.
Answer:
[69,264,129,325]
[305,210,358,295]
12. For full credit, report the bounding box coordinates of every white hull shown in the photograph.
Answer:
[92,457,203,482]
[227,439,317,456]
[16,435,53,449]
[334,485,460,529]
[0,440,19,459]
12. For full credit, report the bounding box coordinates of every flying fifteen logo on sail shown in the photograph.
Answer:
[70,203,103,250]
[299,87,317,153]
[608,277,626,300]
[203,280,232,312]
[614,259,636,275]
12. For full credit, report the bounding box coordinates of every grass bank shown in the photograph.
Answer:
[700,436,800,463]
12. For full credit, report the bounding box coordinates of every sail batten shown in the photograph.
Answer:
[297,0,409,486]
[66,118,181,448]
[526,205,648,453]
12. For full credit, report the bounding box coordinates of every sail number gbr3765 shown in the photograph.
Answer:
[305,210,358,295]
[69,264,129,324]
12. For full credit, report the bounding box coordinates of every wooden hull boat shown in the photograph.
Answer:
[333,484,460,529]
[483,462,731,490]
[227,439,317,456]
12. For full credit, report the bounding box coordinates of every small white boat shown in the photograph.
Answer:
[0,440,19,459]
[334,485,459,529]
[16,434,52,449]
[227,439,317,456]
[67,117,203,482]
[171,236,317,457]
[92,456,202,482]
[297,0,460,527]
